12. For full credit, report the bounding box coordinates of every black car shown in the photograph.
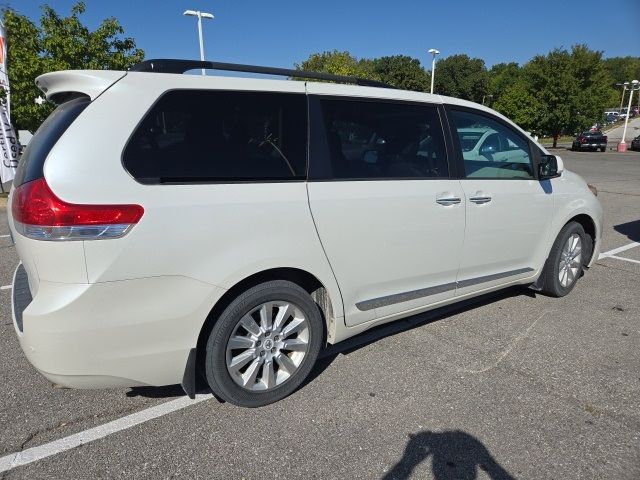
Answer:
[631,135,640,151]
[571,131,607,152]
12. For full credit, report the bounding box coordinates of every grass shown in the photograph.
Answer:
[538,136,574,145]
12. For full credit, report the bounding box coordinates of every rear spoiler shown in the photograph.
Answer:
[35,70,127,104]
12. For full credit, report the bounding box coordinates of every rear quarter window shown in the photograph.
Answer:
[122,90,308,183]
[13,97,90,187]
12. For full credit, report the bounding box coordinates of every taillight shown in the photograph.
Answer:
[603,136,607,142]
[11,178,144,241]
[580,137,587,144]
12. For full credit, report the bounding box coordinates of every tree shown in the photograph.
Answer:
[603,56,640,85]
[488,62,521,99]
[4,2,144,131]
[523,49,577,146]
[294,50,377,80]
[523,45,613,146]
[432,54,489,103]
[570,45,614,130]
[603,56,640,108]
[493,80,542,132]
[371,55,430,91]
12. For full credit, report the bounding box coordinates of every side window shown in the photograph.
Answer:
[319,99,448,179]
[123,90,307,183]
[451,110,533,179]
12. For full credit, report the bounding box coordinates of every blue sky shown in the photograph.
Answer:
[10,0,640,70]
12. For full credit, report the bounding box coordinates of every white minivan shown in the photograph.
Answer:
[9,59,603,407]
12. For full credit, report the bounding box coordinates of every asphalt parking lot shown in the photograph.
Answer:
[1,149,639,479]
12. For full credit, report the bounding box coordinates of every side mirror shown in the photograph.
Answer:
[538,154,562,179]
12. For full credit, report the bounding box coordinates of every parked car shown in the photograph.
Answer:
[9,59,603,407]
[631,135,640,151]
[571,131,608,152]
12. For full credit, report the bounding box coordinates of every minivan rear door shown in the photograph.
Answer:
[306,87,465,327]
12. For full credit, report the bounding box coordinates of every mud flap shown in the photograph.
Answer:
[181,348,197,399]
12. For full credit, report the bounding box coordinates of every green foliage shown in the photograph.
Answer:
[604,56,640,108]
[295,51,430,91]
[294,50,377,80]
[569,45,613,129]
[603,56,640,85]
[522,49,576,145]
[493,80,541,132]
[432,54,489,103]
[371,55,430,91]
[518,45,613,145]
[488,62,521,97]
[4,2,144,131]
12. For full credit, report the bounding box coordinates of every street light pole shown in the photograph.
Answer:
[618,82,629,113]
[183,10,214,76]
[618,79,639,152]
[428,48,440,94]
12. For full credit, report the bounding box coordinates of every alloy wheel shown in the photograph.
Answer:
[558,233,582,288]
[225,301,310,391]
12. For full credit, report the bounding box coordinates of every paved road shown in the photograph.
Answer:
[605,116,640,143]
[1,150,639,479]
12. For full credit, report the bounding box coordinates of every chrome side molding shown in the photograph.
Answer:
[355,267,535,311]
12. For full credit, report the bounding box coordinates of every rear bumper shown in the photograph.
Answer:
[12,267,224,389]
[572,142,606,150]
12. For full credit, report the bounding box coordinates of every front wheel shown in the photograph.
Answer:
[539,222,586,297]
[204,280,323,407]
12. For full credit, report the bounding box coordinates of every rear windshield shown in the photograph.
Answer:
[13,96,90,187]
[122,90,308,183]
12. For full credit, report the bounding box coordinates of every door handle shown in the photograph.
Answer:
[436,196,462,206]
[469,195,492,204]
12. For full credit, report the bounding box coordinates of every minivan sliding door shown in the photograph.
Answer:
[306,90,465,327]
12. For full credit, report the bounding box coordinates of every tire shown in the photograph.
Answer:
[204,280,323,407]
[600,147,606,152]
[539,222,586,297]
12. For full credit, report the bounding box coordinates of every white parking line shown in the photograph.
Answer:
[0,285,11,290]
[0,234,10,238]
[598,242,640,259]
[0,393,213,473]
[607,255,640,265]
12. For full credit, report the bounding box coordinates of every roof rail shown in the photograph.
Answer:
[129,59,394,89]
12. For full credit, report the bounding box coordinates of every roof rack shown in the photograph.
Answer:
[129,59,394,89]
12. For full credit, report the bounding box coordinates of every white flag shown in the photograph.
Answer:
[0,100,18,183]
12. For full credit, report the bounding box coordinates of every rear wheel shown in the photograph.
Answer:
[539,222,586,297]
[204,280,323,407]
[600,147,606,152]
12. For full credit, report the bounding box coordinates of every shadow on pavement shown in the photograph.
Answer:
[303,286,536,388]
[383,430,516,480]
[126,384,188,399]
[614,219,640,243]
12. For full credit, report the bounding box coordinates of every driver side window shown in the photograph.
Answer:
[451,110,533,179]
